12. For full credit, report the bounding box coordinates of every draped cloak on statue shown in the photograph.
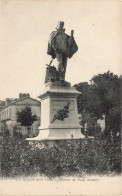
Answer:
[47,29,78,59]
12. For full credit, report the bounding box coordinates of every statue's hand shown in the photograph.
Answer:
[71,30,74,36]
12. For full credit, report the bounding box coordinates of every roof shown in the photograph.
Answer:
[0,97,40,112]
[0,101,5,106]
[10,96,40,105]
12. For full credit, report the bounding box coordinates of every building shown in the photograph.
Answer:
[0,94,41,137]
[0,100,5,111]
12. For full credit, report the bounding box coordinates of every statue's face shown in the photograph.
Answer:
[57,21,64,30]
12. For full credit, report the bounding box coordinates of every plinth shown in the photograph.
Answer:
[27,81,84,140]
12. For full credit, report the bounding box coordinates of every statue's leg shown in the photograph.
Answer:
[56,53,63,78]
[62,54,67,80]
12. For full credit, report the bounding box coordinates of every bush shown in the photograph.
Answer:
[0,134,121,178]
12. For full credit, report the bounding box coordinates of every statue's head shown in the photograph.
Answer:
[56,21,64,30]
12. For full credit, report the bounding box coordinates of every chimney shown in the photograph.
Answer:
[19,93,23,99]
[27,93,30,97]
[5,98,13,106]
[19,93,30,99]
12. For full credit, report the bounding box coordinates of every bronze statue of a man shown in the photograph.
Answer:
[47,21,78,80]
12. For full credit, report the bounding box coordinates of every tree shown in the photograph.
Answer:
[90,71,121,138]
[74,82,90,114]
[16,107,37,134]
[75,71,121,138]
[74,82,101,136]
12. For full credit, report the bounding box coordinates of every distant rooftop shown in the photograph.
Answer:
[0,101,5,106]
[0,101,6,111]
[0,93,31,110]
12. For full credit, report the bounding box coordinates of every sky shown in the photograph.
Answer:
[0,0,121,100]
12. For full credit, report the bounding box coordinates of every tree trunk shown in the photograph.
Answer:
[27,126,30,135]
[105,112,110,136]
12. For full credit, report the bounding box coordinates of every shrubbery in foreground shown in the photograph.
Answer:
[0,133,121,178]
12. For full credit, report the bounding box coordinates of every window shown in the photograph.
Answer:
[9,108,11,118]
[7,109,9,118]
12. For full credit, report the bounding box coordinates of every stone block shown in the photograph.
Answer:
[27,81,84,141]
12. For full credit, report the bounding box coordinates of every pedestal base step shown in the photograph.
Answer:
[26,128,84,141]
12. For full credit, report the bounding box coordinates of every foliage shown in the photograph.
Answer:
[74,71,121,138]
[80,112,102,137]
[74,82,90,115]
[16,107,37,133]
[0,134,121,178]
[0,71,121,178]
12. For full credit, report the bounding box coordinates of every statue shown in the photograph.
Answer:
[47,21,78,81]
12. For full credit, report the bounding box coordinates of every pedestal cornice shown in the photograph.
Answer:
[38,82,81,100]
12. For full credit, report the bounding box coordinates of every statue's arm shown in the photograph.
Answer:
[71,30,74,37]
[68,30,78,58]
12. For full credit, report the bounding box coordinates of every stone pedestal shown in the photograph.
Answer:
[27,81,84,140]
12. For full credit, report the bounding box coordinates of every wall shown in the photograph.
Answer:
[0,98,41,137]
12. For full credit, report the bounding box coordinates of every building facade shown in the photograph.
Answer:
[0,94,41,137]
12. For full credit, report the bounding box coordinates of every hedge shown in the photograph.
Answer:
[0,132,121,178]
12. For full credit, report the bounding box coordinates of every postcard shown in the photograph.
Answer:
[0,0,121,195]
